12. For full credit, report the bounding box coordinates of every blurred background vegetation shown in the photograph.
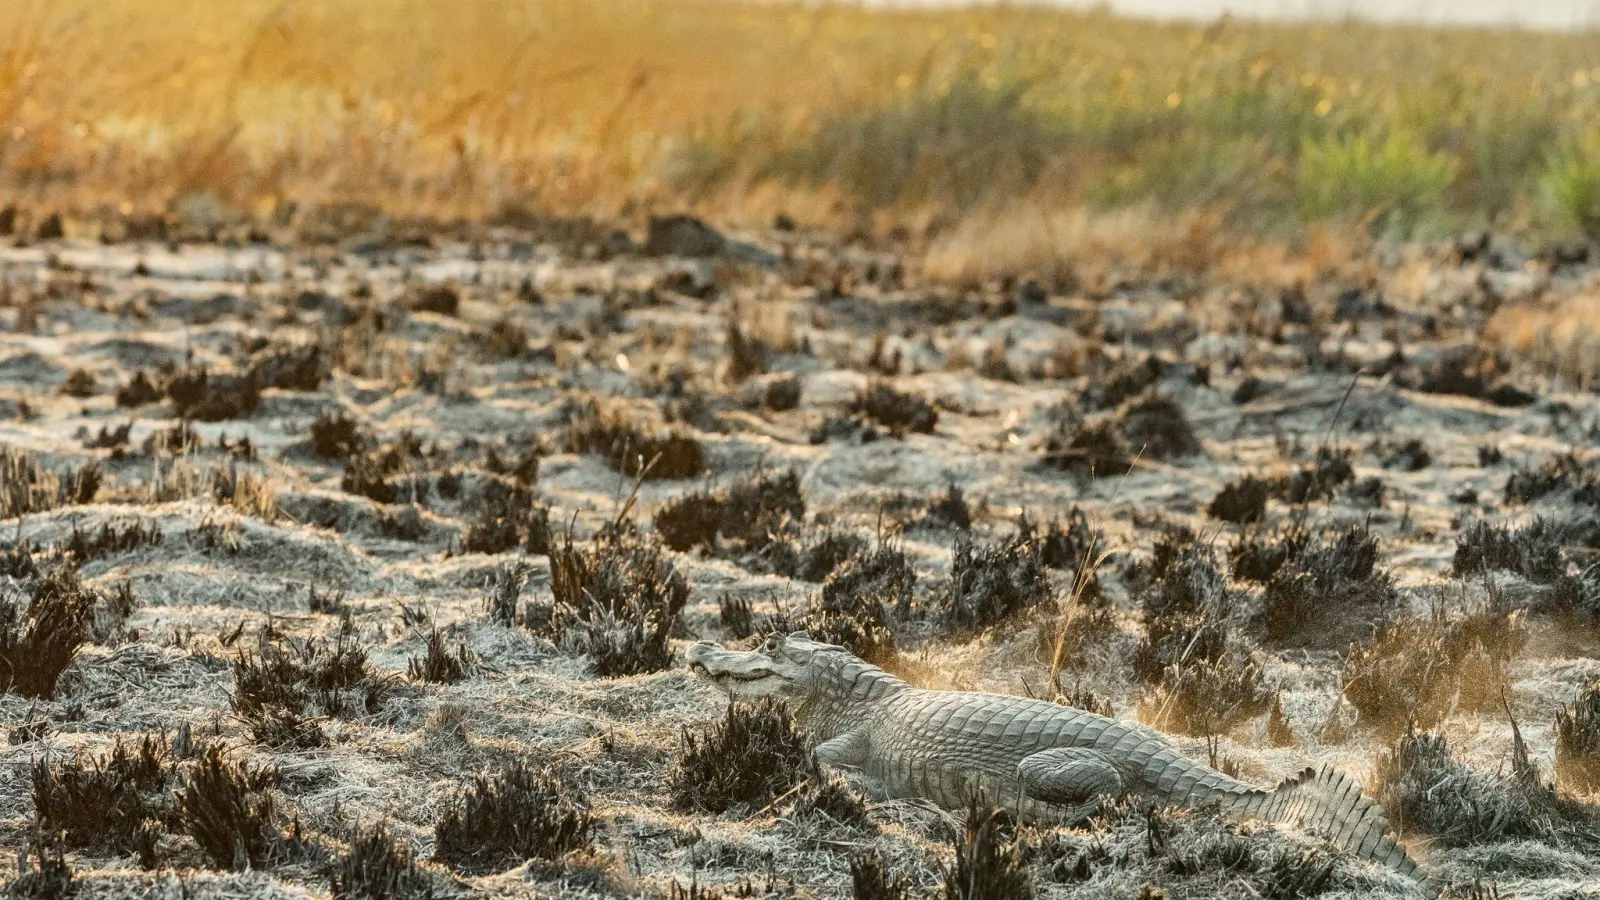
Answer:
[4,0,1600,245]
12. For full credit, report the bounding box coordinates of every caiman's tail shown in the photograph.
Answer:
[1236,765,1419,879]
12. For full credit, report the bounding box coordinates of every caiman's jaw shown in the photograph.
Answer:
[685,632,834,701]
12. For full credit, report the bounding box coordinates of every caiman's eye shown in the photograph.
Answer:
[763,635,780,653]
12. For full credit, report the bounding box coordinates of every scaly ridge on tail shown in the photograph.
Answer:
[1251,765,1419,878]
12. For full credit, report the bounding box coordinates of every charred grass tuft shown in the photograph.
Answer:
[434,761,595,874]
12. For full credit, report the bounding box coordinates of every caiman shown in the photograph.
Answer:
[686,632,1419,878]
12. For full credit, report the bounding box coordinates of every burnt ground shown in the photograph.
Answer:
[1,220,1600,899]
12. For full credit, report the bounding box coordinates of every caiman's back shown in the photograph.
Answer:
[859,686,1418,877]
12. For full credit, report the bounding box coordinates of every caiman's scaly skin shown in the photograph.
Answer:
[686,633,1420,878]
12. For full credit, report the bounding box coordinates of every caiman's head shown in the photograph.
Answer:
[685,632,843,702]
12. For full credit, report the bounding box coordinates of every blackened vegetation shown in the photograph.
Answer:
[1405,345,1536,408]
[792,758,874,830]
[330,823,434,900]
[115,370,163,408]
[1207,474,1270,525]
[1083,353,1167,411]
[1373,725,1594,849]
[311,410,365,461]
[568,401,705,480]
[58,520,161,562]
[0,570,92,699]
[60,368,96,398]
[1134,552,1271,737]
[179,745,296,871]
[941,802,1033,900]
[668,699,808,815]
[341,438,420,505]
[0,447,101,520]
[1272,448,1354,505]
[719,594,756,639]
[653,470,805,556]
[248,343,329,393]
[823,541,916,623]
[1228,524,1309,584]
[793,530,869,584]
[773,540,911,664]
[1343,598,1524,732]
[230,635,391,748]
[1556,682,1600,794]
[921,483,976,531]
[32,735,178,859]
[1254,524,1398,649]
[434,762,595,874]
[1379,437,1432,472]
[483,561,532,627]
[1114,395,1201,460]
[541,527,688,676]
[165,366,262,421]
[408,628,475,684]
[937,534,1051,634]
[765,600,900,670]
[848,382,937,436]
[8,838,74,900]
[461,480,550,556]
[850,854,911,900]
[1503,452,1600,507]
[1453,517,1568,584]
[1039,420,1130,478]
[406,284,461,316]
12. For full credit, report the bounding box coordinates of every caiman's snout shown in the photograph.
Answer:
[684,638,794,698]
[685,640,720,678]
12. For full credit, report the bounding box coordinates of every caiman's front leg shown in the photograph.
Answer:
[812,730,870,769]
[1017,747,1124,821]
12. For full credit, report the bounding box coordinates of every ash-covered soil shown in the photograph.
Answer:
[2,217,1600,899]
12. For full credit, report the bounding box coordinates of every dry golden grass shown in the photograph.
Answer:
[1488,292,1600,391]
[5,0,1600,243]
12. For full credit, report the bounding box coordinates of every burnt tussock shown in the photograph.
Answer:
[1556,682,1600,795]
[408,628,475,684]
[1039,419,1132,478]
[311,410,366,460]
[936,534,1051,633]
[1453,517,1568,585]
[0,568,93,699]
[541,526,688,676]
[848,381,938,436]
[1271,447,1354,505]
[1114,394,1201,460]
[434,761,594,874]
[669,699,808,815]
[653,469,805,554]
[32,735,178,858]
[330,822,435,900]
[8,839,74,900]
[229,634,390,748]
[850,853,911,900]
[0,447,101,520]
[1254,523,1399,648]
[1207,473,1271,524]
[941,801,1033,900]
[568,401,705,480]
[1503,452,1600,507]
[1373,725,1593,849]
[178,744,297,871]
[1133,551,1271,737]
